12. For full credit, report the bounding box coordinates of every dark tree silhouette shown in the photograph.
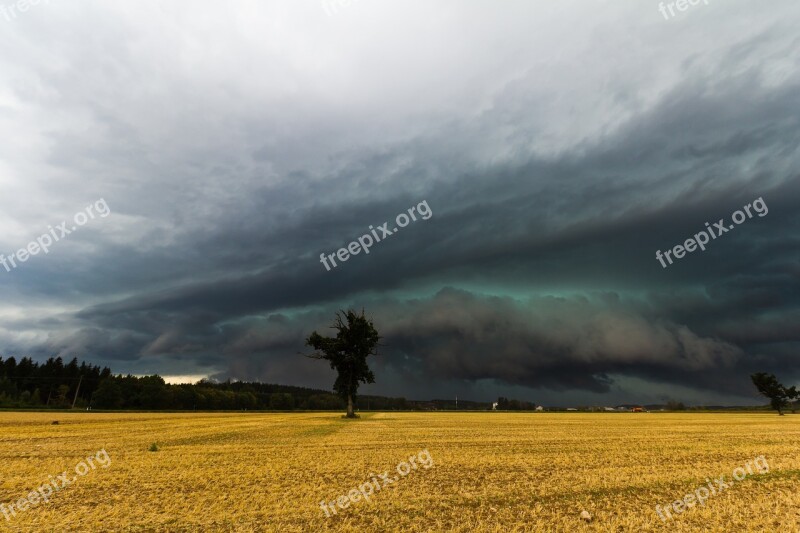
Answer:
[305,310,380,418]
[751,373,793,415]
[787,385,799,414]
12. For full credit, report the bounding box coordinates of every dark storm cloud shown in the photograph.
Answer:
[132,287,744,396]
[0,0,798,401]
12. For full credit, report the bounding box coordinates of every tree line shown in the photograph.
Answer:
[0,355,410,410]
[89,376,410,411]
[0,352,519,412]
[0,356,111,408]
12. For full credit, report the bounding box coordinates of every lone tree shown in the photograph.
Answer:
[751,373,794,415]
[305,309,380,418]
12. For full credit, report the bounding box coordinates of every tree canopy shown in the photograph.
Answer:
[305,309,380,418]
[751,372,797,415]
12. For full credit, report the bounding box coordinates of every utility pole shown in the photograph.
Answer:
[71,375,83,409]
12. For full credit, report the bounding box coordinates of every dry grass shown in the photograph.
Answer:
[0,411,798,532]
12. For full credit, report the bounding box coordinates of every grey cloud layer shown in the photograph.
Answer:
[0,0,798,402]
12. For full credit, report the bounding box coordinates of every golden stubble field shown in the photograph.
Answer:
[0,411,798,532]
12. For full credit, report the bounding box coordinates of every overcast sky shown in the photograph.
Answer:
[1,0,798,405]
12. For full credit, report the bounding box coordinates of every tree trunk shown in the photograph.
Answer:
[346,394,355,418]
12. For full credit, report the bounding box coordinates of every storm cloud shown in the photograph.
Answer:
[0,0,798,404]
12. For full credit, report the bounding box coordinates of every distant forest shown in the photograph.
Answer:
[0,356,772,412]
[0,355,498,411]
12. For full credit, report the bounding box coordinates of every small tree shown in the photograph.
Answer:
[787,386,799,414]
[305,310,380,418]
[751,373,792,415]
[666,400,686,411]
